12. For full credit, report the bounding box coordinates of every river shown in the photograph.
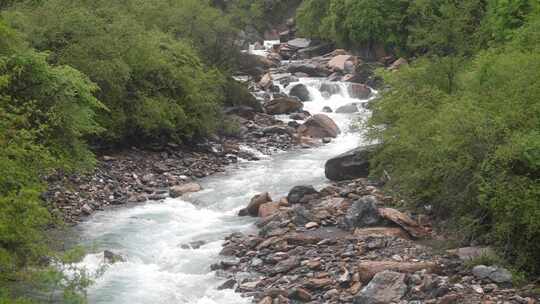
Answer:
[74,50,373,304]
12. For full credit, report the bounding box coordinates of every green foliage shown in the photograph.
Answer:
[4,0,234,145]
[368,16,540,274]
[296,0,330,38]
[297,0,408,53]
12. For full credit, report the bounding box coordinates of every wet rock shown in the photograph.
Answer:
[354,270,407,304]
[287,185,319,204]
[298,114,341,138]
[344,196,384,229]
[472,265,513,284]
[264,97,303,115]
[104,250,125,264]
[239,192,272,217]
[348,83,372,99]
[169,182,202,198]
[289,83,311,101]
[325,145,376,181]
[335,103,359,113]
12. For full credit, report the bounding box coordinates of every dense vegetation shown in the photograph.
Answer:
[0,0,273,301]
[298,0,540,275]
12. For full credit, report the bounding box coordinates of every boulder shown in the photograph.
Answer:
[170,182,202,198]
[239,192,272,217]
[348,83,372,99]
[287,185,319,204]
[287,63,330,77]
[354,271,407,304]
[335,103,359,114]
[322,106,333,113]
[298,114,341,138]
[264,97,303,115]
[357,261,437,283]
[345,196,384,229]
[328,55,357,73]
[325,145,377,181]
[289,83,311,101]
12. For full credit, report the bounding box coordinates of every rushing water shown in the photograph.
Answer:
[74,49,373,304]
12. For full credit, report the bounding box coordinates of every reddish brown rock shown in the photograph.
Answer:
[378,208,429,238]
[258,201,280,218]
[298,114,341,138]
[240,192,272,217]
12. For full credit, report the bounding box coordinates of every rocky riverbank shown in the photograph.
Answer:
[211,31,538,304]
[45,110,327,224]
[214,178,538,304]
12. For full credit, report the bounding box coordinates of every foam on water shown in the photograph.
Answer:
[74,42,375,304]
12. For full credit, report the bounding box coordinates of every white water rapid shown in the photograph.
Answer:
[74,45,374,304]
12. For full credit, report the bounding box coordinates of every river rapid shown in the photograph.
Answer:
[73,44,373,304]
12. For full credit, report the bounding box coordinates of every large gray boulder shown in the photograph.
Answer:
[289,83,311,101]
[354,271,407,304]
[325,145,377,181]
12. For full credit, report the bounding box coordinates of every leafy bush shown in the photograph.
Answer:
[368,18,540,274]
[5,0,231,145]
